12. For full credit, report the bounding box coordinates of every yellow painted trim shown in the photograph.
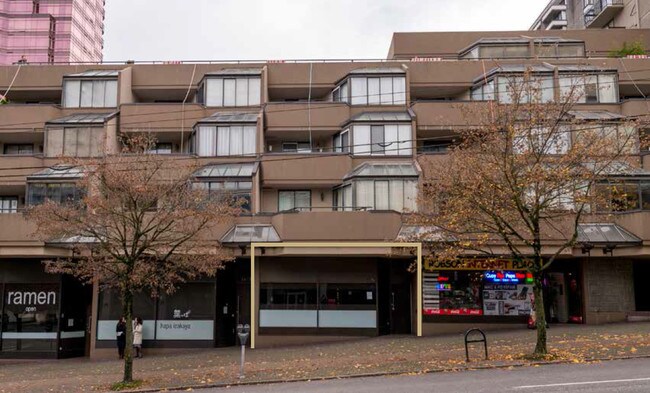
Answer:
[249,241,423,349]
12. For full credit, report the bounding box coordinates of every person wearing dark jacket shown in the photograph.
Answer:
[116,317,126,359]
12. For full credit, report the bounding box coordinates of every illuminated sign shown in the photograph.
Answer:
[484,271,533,284]
[424,259,535,271]
[435,283,452,291]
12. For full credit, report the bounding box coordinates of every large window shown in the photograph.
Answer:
[192,125,256,157]
[496,75,554,104]
[2,284,60,353]
[333,129,350,153]
[63,79,118,108]
[595,181,650,212]
[334,184,353,211]
[0,197,18,213]
[352,124,412,156]
[281,142,311,153]
[3,144,34,155]
[26,183,83,206]
[204,77,261,107]
[192,181,252,211]
[259,283,376,328]
[278,190,311,212]
[348,76,406,105]
[559,74,618,103]
[354,179,417,212]
[45,127,104,157]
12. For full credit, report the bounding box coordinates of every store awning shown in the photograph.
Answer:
[198,112,259,124]
[193,162,258,178]
[46,113,117,125]
[344,162,419,180]
[396,225,456,242]
[27,165,85,180]
[577,223,642,246]
[221,224,280,244]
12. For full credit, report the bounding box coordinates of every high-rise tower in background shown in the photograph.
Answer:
[0,0,104,64]
[531,0,650,30]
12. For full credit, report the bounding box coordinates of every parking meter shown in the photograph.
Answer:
[236,324,250,378]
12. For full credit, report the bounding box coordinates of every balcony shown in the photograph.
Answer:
[546,19,568,30]
[541,4,567,23]
[0,104,61,132]
[261,153,352,187]
[119,103,208,132]
[0,155,46,185]
[0,213,39,246]
[264,102,350,136]
[271,210,403,241]
[584,0,624,28]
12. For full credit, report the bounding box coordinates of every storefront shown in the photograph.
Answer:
[422,258,585,329]
[0,260,91,359]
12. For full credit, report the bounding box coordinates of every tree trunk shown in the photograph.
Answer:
[532,274,548,355]
[121,290,134,383]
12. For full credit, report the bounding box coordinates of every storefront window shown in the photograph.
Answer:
[1,284,59,353]
[423,266,534,317]
[156,283,215,340]
[259,283,377,328]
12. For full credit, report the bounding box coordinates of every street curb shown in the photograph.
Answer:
[119,353,650,392]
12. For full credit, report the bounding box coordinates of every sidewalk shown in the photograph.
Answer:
[0,322,649,393]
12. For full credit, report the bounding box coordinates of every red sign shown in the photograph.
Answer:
[424,308,483,316]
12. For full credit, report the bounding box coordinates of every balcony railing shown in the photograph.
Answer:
[584,0,624,27]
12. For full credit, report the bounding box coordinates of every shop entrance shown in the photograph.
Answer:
[215,263,238,347]
[633,262,650,311]
[378,260,412,335]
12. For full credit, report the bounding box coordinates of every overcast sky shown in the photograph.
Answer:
[104,0,549,61]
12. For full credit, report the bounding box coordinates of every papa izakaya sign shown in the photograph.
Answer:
[424,259,536,271]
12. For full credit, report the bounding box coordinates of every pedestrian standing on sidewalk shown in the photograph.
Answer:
[133,317,143,358]
[115,317,126,359]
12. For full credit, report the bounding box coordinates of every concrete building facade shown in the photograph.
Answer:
[0,0,104,65]
[0,28,649,358]
[531,0,650,30]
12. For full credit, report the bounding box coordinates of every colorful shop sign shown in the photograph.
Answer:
[484,271,533,284]
[425,308,483,316]
[424,259,535,272]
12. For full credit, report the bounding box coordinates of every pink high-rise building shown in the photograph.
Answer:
[0,0,104,65]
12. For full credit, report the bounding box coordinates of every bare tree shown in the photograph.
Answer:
[414,71,643,356]
[26,135,241,383]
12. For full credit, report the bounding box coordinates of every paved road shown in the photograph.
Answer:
[206,357,650,393]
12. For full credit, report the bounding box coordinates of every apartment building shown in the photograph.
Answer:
[0,0,104,65]
[531,0,650,30]
[0,28,649,358]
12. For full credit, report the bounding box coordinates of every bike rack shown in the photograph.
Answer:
[464,328,488,362]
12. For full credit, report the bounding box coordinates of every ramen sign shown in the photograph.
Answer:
[424,259,535,271]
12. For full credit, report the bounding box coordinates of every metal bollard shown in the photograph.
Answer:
[464,328,488,362]
[236,324,250,379]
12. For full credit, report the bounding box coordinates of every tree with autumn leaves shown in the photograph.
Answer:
[26,135,241,385]
[414,72,645,356]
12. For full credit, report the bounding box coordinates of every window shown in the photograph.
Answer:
[45,127,104,157]
[26,183,83,205]
[354,179,417,212]
[332,81,349,103]
[479,45,529,59]
[3,144,34,155]
[192,181,252,211]
[352,124,412,155]
[333,129,350,153]
[495,75,554,104]
[278,190,311,212]
[334,184,353,211]
[146,143,173,155]
[204,77,261,107]
[349,76,406,105]
[513,127,570,155]
[559,74,618,103]
[62,79,118,108]
[0,197,18,213]
[192,125,256,157]
[281,142,311,153]
[420,140,453,153]
[595,181,650,212]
